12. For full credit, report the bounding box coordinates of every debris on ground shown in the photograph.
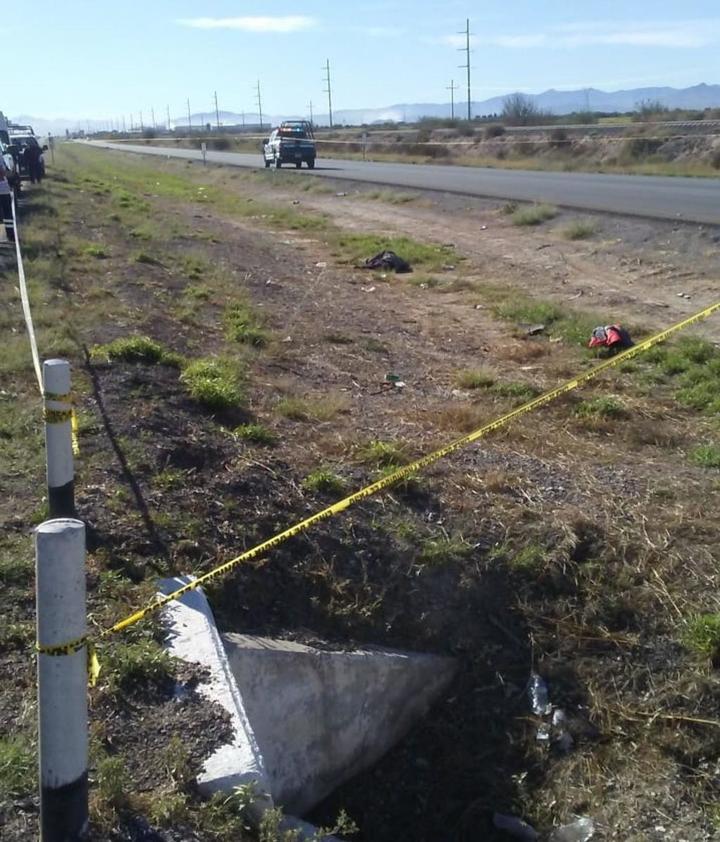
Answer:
[547,817,595,842]
[551,708,574,752]
[529,673,552,715]
[526,324,546,336]
[492,812,540,840]
[587,323,633,352]
[362,250,412,273]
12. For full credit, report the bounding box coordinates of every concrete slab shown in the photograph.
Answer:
[222,633,456,815]
[157,577,271,814]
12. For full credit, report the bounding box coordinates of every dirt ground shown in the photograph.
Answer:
[1,146,720,841]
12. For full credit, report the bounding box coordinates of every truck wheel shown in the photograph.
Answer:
[307,159,316,169]
[295,161,302,169]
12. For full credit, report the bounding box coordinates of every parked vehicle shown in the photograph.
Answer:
[7,133,47,181]
[261,121,316,169]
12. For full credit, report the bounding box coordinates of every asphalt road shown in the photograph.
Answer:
[87,141,720,225]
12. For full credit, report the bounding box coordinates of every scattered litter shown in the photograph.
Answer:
[265,279,281,287]
[474,304,485,310]
[363,250,412,273]
[526,324,545,336]
[588,324,633,353]
[536,723,551,742]
[282,336,292,343]
[442,264,456,271]
[292,200,300,205]
[315,261,328,268]
[336,191,347,197]
[529,673,551,715]
[567,290,584,300]
[676,292,691,300]
[451,389,471,400]
[492,813,539,840]
[442,242,455,248]
[361,286,376,293]
[548,817,595,842]
[480,225,488,230]
[552,708,574,752]
[550,336,563,344]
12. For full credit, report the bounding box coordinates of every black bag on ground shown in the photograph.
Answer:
[363,250,412,273]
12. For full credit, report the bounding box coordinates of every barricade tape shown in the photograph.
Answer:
[11,195,80,455]
[35,298,720,675]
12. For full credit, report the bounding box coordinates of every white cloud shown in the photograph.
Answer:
[438,19,720,50]
[178,16,316,33]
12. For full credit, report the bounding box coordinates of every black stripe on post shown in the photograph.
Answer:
[48,480,76,519]
[41,772,89,842]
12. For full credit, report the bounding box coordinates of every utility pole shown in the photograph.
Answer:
[458,18,472,121]
[186,98,192,133]
[308,99,314,126]
[447,79,459,120]
[166,104,171,131]
[122,115,126,133]
[323,59,333,127]
[151,107,156,129]
[214,90,220,130]
[241,110,246,128]
[255,81,264,130]
[139,109,144,130]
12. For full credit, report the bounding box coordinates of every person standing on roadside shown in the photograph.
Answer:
[0,156,15,243]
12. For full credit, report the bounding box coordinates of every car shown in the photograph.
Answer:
[261,121,316,169]
[7,133,47,180]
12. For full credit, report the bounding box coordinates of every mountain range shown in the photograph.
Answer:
[11,83,720,135]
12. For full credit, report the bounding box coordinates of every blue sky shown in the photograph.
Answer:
[4,0,720,122]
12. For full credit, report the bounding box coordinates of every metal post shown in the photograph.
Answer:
[323,59,333,127]
[458,19,472,121]
[43,360,75,518]
[214,90,221,130]
[187,98,192,134]
[447,79,458,120]
[166,104,171,131]
[36,518,88,842]
[255,81,264,131]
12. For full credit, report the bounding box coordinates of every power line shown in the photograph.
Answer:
[458,18,472,121]
[323,59,333,128]
[446,79,459,120]
[255,81,264,130]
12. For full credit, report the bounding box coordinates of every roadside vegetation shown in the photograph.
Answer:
[2,143,720,841]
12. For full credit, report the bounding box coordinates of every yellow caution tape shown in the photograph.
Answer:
[29,299,719,681]
[96,299,720,644]
[44,408,73,424]
[71,410,80,456]
[43,391,81,455]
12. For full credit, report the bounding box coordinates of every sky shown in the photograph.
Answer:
[3,0,720,123]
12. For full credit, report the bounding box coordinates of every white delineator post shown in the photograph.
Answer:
[43,359,75,518]
[36,518,89,842]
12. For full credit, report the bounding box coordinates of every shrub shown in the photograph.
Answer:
[684,613,720,660]
[456,368,495,389]
[418,537,469,567]
[0,736,34,800]
[359,439,408,468]
[181,358,245,410]
[575,396,626,419]
[511,204,558,226]
[83,244,109,259]
[562,220,597,240]
[690,444,720,468]
[234,423,277,446]
[711,149,720,170]
[484,124,505,139]
[549,128,569,149]
[302,468,346,496]
[91,335,179,365]
[224,301,269,347]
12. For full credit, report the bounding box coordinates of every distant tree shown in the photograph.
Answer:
[634,99,669,121]
[502,93,548,126]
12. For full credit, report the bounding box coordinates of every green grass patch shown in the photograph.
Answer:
[276,394,348,422]
[358,439,408,468]
[645,337,720,413]
[336,233,455,271]
[224,301,269,347]
[302,468,346,496]
[575,396,627,419]
[134,251,161,266]
[104,639,174,697]
[491,381,540,401]
[456,368,495,389]
[493,295,599,346]
[418,537,469,567]
[690,444,720,469]
[0,735,34,801]
[683,613,720,660]
[561,219,597,240]
[407,273,442,288]
[511,203,558,226]
[83,243,109,259]
[234,423,277,446]
[181,357,245,410]
[510,543,546,571]
[91,335,181,366]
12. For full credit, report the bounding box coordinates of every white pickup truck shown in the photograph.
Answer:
[262,121,316,169]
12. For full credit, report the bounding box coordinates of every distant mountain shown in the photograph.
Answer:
[14,83,720,135]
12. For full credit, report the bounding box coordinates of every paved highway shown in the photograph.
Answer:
[88,141,719,224]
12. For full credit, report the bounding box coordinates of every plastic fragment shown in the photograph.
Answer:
[548,817,595,842]
[492,813,539,840]
[529,672,551,715]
